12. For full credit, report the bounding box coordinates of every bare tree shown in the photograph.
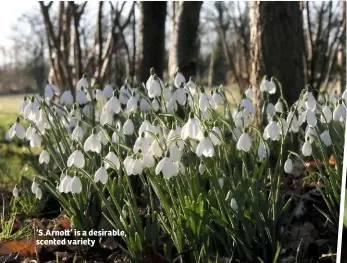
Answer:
[168,1,203,80]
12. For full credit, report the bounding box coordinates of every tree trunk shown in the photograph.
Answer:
[338,1,346,93]
[137,2,167,83]
[168,2,203,80]
[250,1,305,107]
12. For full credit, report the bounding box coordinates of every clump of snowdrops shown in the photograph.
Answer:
[7,67,345,262]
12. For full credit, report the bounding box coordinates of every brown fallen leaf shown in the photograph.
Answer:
[0,238,38,256]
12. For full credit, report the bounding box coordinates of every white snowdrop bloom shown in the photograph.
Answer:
[31,181,39,194]
[67,150,85,168]
[140,98,151,112]
[150,140,163,157]
[177,161,185,175]
[278,118,289,135]
[44,83,60,100]
[84,131,102,153]
[76,89,88,105]
[241,98,255,115]
[306,110,317,127]
[138,120,155,138]
[233,128,242,141]
[284,158,293,174]
[155,156,179,179]
[97,130,108,146]
[68,176,82,194]
[100,110,114,126]
[30,133,42,148]
[103,83,114,99]
[60,90,74,106]
[196,132,215,157]
[198,162,206,175]
[82,104,93,118]
[24,99,38,121]
[104,151,120,170]
[245,87,253,100]
[210,126,223,146]
[35,187,42,199]
[123,155,134,175]
[133,134,151,154]
[39,150,50,164]
[72,125,84,141]
[320,106,332,123]
[305,92,316,111]
[119,83,132,105]
[59,175,72,193]
[302,139,312,157]
[186,77,197,96]
[297,111,307,127]
[8,119,25,140]
[263,120,281,141]
[234,111,249,129]
[305,126,318,142]
[151,98,160,112]
[199,91,211,112]
[76,75,89,91]
[218,178,224,188]
[130,159,144,175]
[126,94,138,113]
[162,87,172,103]
[169,144,183,161]
[258,142,270,159]
[94,166,109,184]
[12,185,19,198]
[142,153,155,168]
[230,198,238,211]
[181,113,204,140]
[342,89,347,101]
[333,103,346,122]
[260,79,276,94]
[123,118,134,135]
[266,103,276,116]
[211,91,224,107]
[174,69,186,88]
[18,96,29,115]
[275,100,284,113]
[146,74,163,98]
[166,98,177,113]
[237,132,252,152]
[173,87,187,105]
[320,130,332,147]
[104,94,121,114]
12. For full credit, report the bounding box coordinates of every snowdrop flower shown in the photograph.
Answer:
[12,185,19,198]
[234,110,249,129]
[133,133,151,154]
[31,180,39,194]
[173,87,187,105]
[263,120,281,141]
[266,103,276,116]
[230,198,238,211]
[275,99,284,113]
[155,154,179,179]
[35,187,42,199]
[333,101,346,122]
[284,158,293,173]
[60,90,74,106]
[140,98,151,112]
[342,89,347,101]
[94,165,109,184]
[166,98,177,113]
[8,118,25,139]
[218,178,224,188]
[198,162,206,175]
[150,140,163,157]
[124,155,134,175]
[210,126,223,146]
[320,106,332,123]
[103,83,114,99]
[241,97,255,115]
[305,126,318,142]
[302,138,312,157]
[130,158,144,175]
[76,88,88,105]
[30,133,42,148]
[97,130,108,146]
[68,176,82,194]
[76,75,89,91]
[84,129,102,153]
[196,132,215,157]
[146,73,163,98]
[199,88,211,112]
[39,150,50,164]
[67,150,85,168]
[181,112,204,140]
[123,118,134,135]
[174,68,186,88]
[44,82,60,100]
[237,132,252,152]
[186,77,197,96]
[24,97,38,121]
[260,78,276,94]
[59,175,72,193]
[119,81,132,105]
[258,142,270,159]
[127,93,138,112]
[151,98,160,112]
[245,87,253,100]
[104,150,120,170]
[72,124,84,141]
[100,110,114,126]
[142,153,155,168]
[305,92,316,111]
[211,91,224,107]
[320,130,332,147]
[18,96,28,115]
[104,91,121,114]
[306,110,317,127]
